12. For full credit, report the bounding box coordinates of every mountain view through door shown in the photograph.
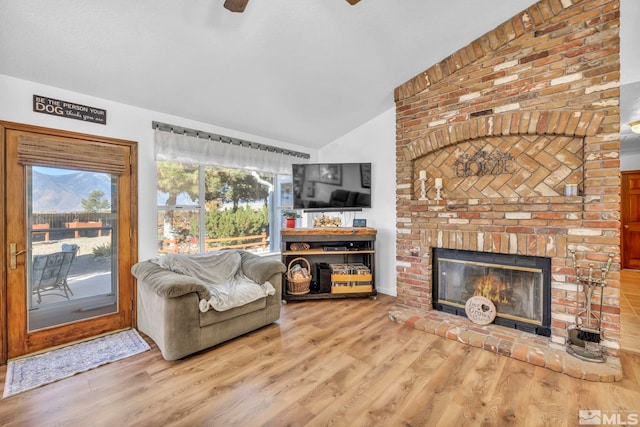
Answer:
[28,166,118,330]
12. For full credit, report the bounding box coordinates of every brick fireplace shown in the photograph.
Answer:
[392,0,621,373]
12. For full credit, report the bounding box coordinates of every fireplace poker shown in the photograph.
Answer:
[576,265,601,343]
[569,250,614,344]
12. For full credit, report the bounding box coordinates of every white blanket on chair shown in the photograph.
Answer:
[154,252,276,312]
[199,277,276,313]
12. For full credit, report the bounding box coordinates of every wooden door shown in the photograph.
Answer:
[1,122,138,362]
[622,171,640,270]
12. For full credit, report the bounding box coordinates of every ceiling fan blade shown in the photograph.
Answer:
[346,0,361,4]
[224,0,249,13]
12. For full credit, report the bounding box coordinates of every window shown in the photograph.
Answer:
[157,162,293,255]
[153,124,307,256]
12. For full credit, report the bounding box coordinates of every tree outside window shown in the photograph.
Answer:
[157,162,289,255]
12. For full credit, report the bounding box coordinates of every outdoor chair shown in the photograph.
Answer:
[31,244,80,304]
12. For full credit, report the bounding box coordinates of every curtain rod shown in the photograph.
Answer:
[152,121,310,160]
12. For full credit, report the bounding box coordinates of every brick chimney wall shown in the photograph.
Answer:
[394,0,621,351]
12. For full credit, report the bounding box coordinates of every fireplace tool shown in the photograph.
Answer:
[567,249,614,363]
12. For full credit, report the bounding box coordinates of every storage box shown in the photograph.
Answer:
[329,263,372,293]
[330,273,373,283]
[331,283,373,294]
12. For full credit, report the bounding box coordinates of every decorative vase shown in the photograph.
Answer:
[286,217,296,228]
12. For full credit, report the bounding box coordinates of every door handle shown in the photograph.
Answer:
[9,243,27,270]
[624,225,630,229]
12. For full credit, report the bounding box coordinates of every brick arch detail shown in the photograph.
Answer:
[403,110,604,162]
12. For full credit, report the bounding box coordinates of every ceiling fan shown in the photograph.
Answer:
[224,0,361,13]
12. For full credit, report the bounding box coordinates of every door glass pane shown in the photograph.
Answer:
[27,166,118,331]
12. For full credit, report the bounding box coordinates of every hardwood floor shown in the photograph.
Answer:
[622,270,640,353]
[1,295,640,426]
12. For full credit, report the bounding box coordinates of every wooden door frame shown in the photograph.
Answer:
[621,170,639,270]
[0,121,138,364]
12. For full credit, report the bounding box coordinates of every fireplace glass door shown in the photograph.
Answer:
[433,249,551,335]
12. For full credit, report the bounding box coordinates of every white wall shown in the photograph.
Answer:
[1,73,396,295]
[318,108,397,296]
[0,74,316,261]
[621,152,640,171]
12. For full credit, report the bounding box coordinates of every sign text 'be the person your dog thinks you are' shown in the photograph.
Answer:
[33,95,107,125]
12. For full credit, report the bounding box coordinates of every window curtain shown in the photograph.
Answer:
[154,129,304,174]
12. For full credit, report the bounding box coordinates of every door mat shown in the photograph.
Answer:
[2,329,150,398]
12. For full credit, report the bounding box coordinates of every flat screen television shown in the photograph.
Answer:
[292,163,371,211]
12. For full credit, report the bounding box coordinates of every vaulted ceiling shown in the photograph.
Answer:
[0,0,638,152]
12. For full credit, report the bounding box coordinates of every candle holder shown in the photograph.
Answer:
[434,181,443,201]
[419,177,428,201]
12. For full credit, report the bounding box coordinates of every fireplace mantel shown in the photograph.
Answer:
[414,195,584,210]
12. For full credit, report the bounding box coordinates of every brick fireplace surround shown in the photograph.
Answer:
[390,0,622,381]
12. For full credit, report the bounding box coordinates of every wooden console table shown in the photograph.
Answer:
[280,227,377,301]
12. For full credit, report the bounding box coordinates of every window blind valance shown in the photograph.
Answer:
[154,126,309,175]
[17,135,128,175]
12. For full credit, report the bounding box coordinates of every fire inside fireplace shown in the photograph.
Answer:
[433,248,551,336]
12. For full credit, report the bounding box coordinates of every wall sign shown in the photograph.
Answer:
[33,95,107,125]
[453,149,513,177]
[464,296,497,325]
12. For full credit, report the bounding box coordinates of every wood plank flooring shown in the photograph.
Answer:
[622,270,640,353]
[1,294,640,426]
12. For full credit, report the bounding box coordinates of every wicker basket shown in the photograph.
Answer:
[287,257,311,295]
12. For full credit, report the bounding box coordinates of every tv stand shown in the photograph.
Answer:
[280,227,377,301]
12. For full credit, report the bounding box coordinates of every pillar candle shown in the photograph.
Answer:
[435,177,443,187]
[419,170,427,180]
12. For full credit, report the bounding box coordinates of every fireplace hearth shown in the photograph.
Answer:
[433,248,551,336]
